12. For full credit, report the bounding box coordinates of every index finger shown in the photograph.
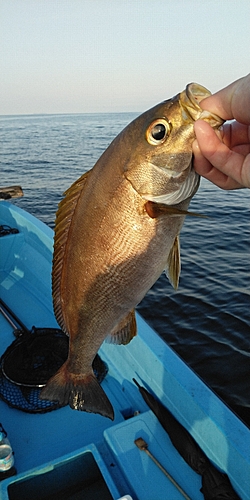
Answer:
[193,120,250,188]
[199,74,250,124]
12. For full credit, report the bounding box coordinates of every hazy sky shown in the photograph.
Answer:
[1,0,250,115]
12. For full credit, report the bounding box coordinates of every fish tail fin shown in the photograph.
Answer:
[40,364,114,420]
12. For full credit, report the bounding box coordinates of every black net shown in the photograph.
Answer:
[2,327,69,387]
[0,327,108,413]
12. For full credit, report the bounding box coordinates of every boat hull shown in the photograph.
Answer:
[0,201,249,499]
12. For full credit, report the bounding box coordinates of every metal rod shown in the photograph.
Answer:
[0,297,30,334]
[135,438,191,500]
[0,305,18,330]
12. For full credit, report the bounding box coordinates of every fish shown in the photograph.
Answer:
[40,83,224,419]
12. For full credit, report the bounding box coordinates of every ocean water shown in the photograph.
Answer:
[1,112,249,426]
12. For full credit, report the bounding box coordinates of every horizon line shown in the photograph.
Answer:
[0,110,141,118]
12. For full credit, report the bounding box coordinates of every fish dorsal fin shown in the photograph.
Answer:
[52,170,91,331]
[166,236,180,290]
[106,310,137,345]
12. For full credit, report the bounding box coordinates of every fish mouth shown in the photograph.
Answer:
[186,83,211,106]
[180,83,211,122]
[181,83,225,127]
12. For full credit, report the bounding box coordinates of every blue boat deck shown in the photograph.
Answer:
[0,201,249,499]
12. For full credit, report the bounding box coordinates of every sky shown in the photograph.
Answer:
[1,0,250,115]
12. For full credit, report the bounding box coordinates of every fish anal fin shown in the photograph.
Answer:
[40,362,114,420]
[107,310,137,345]
[166,236,181,290]
[52,169,92,332]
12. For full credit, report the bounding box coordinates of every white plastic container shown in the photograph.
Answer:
[0,427,14,472]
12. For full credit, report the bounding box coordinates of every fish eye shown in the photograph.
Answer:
[146,119,171,145]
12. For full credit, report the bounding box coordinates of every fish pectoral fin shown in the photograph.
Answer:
[40,363,114,420]
[106,309,137,345]
[145,201,206,219]
[166,236,181,290]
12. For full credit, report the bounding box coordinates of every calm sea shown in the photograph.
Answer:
[1,113,249,426]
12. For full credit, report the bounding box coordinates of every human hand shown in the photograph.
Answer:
[192,74,250,189]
